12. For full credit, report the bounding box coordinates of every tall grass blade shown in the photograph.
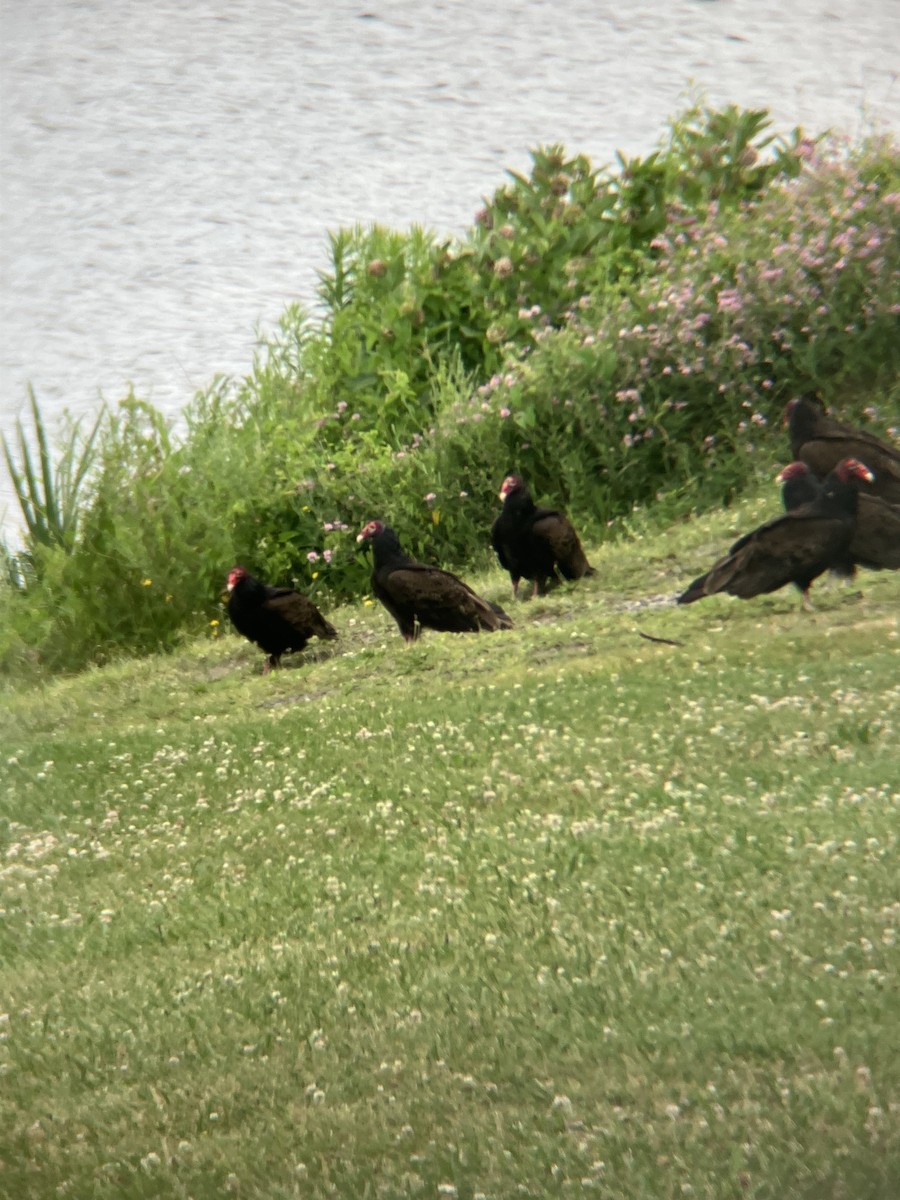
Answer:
[0,390,105,560]
[13,422,49,544]
[1,430,39,537]
[31,388,66,544]
[66,404,106,533]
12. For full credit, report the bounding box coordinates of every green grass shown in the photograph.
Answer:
[1,493,899,1200]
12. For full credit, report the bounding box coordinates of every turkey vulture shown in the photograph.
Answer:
[785,392,900,504]
[778,460,900,576]
[356,520,513,642]
[777,460,823,512]
[677,458,874,610]
[225,566,337,672]
[491,474,594,598]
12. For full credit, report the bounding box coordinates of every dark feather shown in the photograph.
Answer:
[358,521,513,642]
[492,475,594,598]
[225,567,337,671]
[678,459,872,608]
[785,392,900,503]
[779,460,900,576]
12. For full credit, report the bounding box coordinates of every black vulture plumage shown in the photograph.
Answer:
[357,521,512,642]
[491,474,594,598]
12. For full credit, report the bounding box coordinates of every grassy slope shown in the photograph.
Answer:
[1,491,898,1200]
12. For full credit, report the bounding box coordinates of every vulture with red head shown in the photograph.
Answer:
[677,458,874,610]
[778,461,900,576]
[491,474,594,598]
[225,566,337,672]
[357,520,512,642]
[785,392,900,504]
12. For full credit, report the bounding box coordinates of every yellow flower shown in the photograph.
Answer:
[142,578,152,587]
[363,598,374,607]
[311,571,319,580]
[209,619,219,627]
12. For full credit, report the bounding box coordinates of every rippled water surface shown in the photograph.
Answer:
[1,0,898,525]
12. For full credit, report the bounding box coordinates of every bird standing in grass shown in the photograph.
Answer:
[225,566,337,672]
[491,474,594,598]
[357,520,512,642]
[785,392,900,503]
[677,458,874,611]
[778,461,900,579]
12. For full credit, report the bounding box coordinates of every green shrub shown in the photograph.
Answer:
[1,106,897,676]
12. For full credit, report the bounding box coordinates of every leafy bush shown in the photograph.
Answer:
[1,106,897,676]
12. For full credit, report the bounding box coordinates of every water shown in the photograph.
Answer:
[1,0,898,533]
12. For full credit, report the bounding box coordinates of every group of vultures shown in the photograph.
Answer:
[225,393,900,672]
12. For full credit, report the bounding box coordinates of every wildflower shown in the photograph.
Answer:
[367,259,386,277]
[210,618,219,627]
[336,400,348,413]
[424,492,437,503]
[494,256,513,278]
[142,578,152,587]
[323,549,333,564]
[499,407,511,418]
[717,288,742,313]
[307,551,320,563]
